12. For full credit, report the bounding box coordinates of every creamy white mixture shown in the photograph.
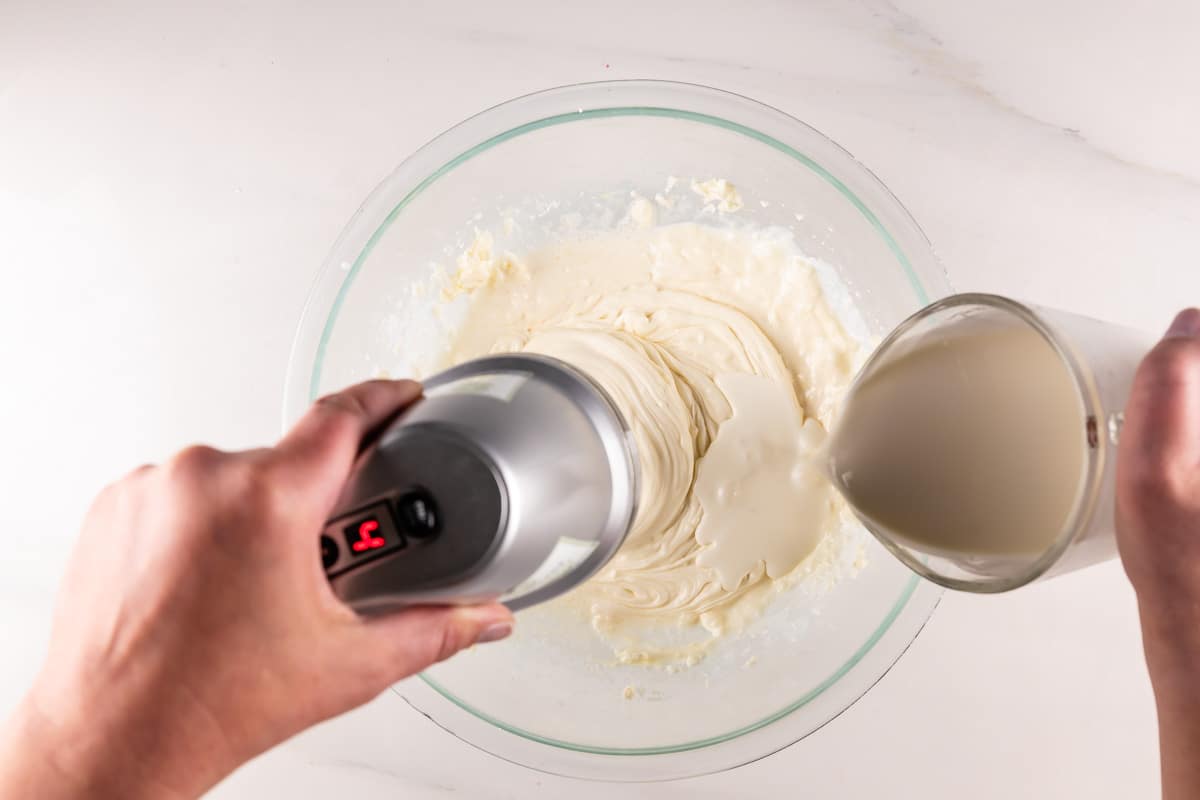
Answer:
[440,200,862,665]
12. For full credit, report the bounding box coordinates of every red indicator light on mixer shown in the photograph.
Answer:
[348,518,386,553]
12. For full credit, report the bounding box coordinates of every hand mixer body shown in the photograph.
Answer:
[319,355,638,615]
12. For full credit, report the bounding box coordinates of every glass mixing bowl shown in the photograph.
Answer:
[284,80,950,781]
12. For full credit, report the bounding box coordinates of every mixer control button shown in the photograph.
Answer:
[320,535,339,570]
[395,489,439,538]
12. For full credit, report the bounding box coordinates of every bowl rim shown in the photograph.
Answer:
[283,79,948,423]
[283,78,948,778]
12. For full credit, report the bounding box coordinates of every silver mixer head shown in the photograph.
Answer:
[320,354,638,614]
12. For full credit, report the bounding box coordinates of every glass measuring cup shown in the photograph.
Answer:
[830,293,1154,593]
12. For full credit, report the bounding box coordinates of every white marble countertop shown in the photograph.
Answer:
[3,1,1198,796]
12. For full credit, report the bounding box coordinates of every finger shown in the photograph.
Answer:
[1165,307,1200,341]
[1121,310,1200,482]
[124,463,156,481]
[276,380,422,488]
[357,603,514,682]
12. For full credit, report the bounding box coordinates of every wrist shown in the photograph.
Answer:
[0,698,79,800]
[1,695,175,800]
[1137,593,1200,687]
[0,695,160,800]
[2,672,231,800]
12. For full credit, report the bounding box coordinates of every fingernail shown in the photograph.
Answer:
[475,622,513,644]
[1165,309,1200,339]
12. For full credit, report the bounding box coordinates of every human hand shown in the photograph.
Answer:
[1116,308,1200,800]
[0,380,514,800]
[1118,309,1200,625]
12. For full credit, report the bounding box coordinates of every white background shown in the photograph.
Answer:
[3,1,1199,797]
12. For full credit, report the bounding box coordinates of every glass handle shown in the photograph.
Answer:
[1108,411,1125,446]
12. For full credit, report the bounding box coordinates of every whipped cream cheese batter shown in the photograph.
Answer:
[442,216,860,664]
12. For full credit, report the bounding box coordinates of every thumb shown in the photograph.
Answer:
[357,603,515,682]
[1118,308,1200,514]
[1122,309,1200,472]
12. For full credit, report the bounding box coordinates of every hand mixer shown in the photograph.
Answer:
[319,354,639,614]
